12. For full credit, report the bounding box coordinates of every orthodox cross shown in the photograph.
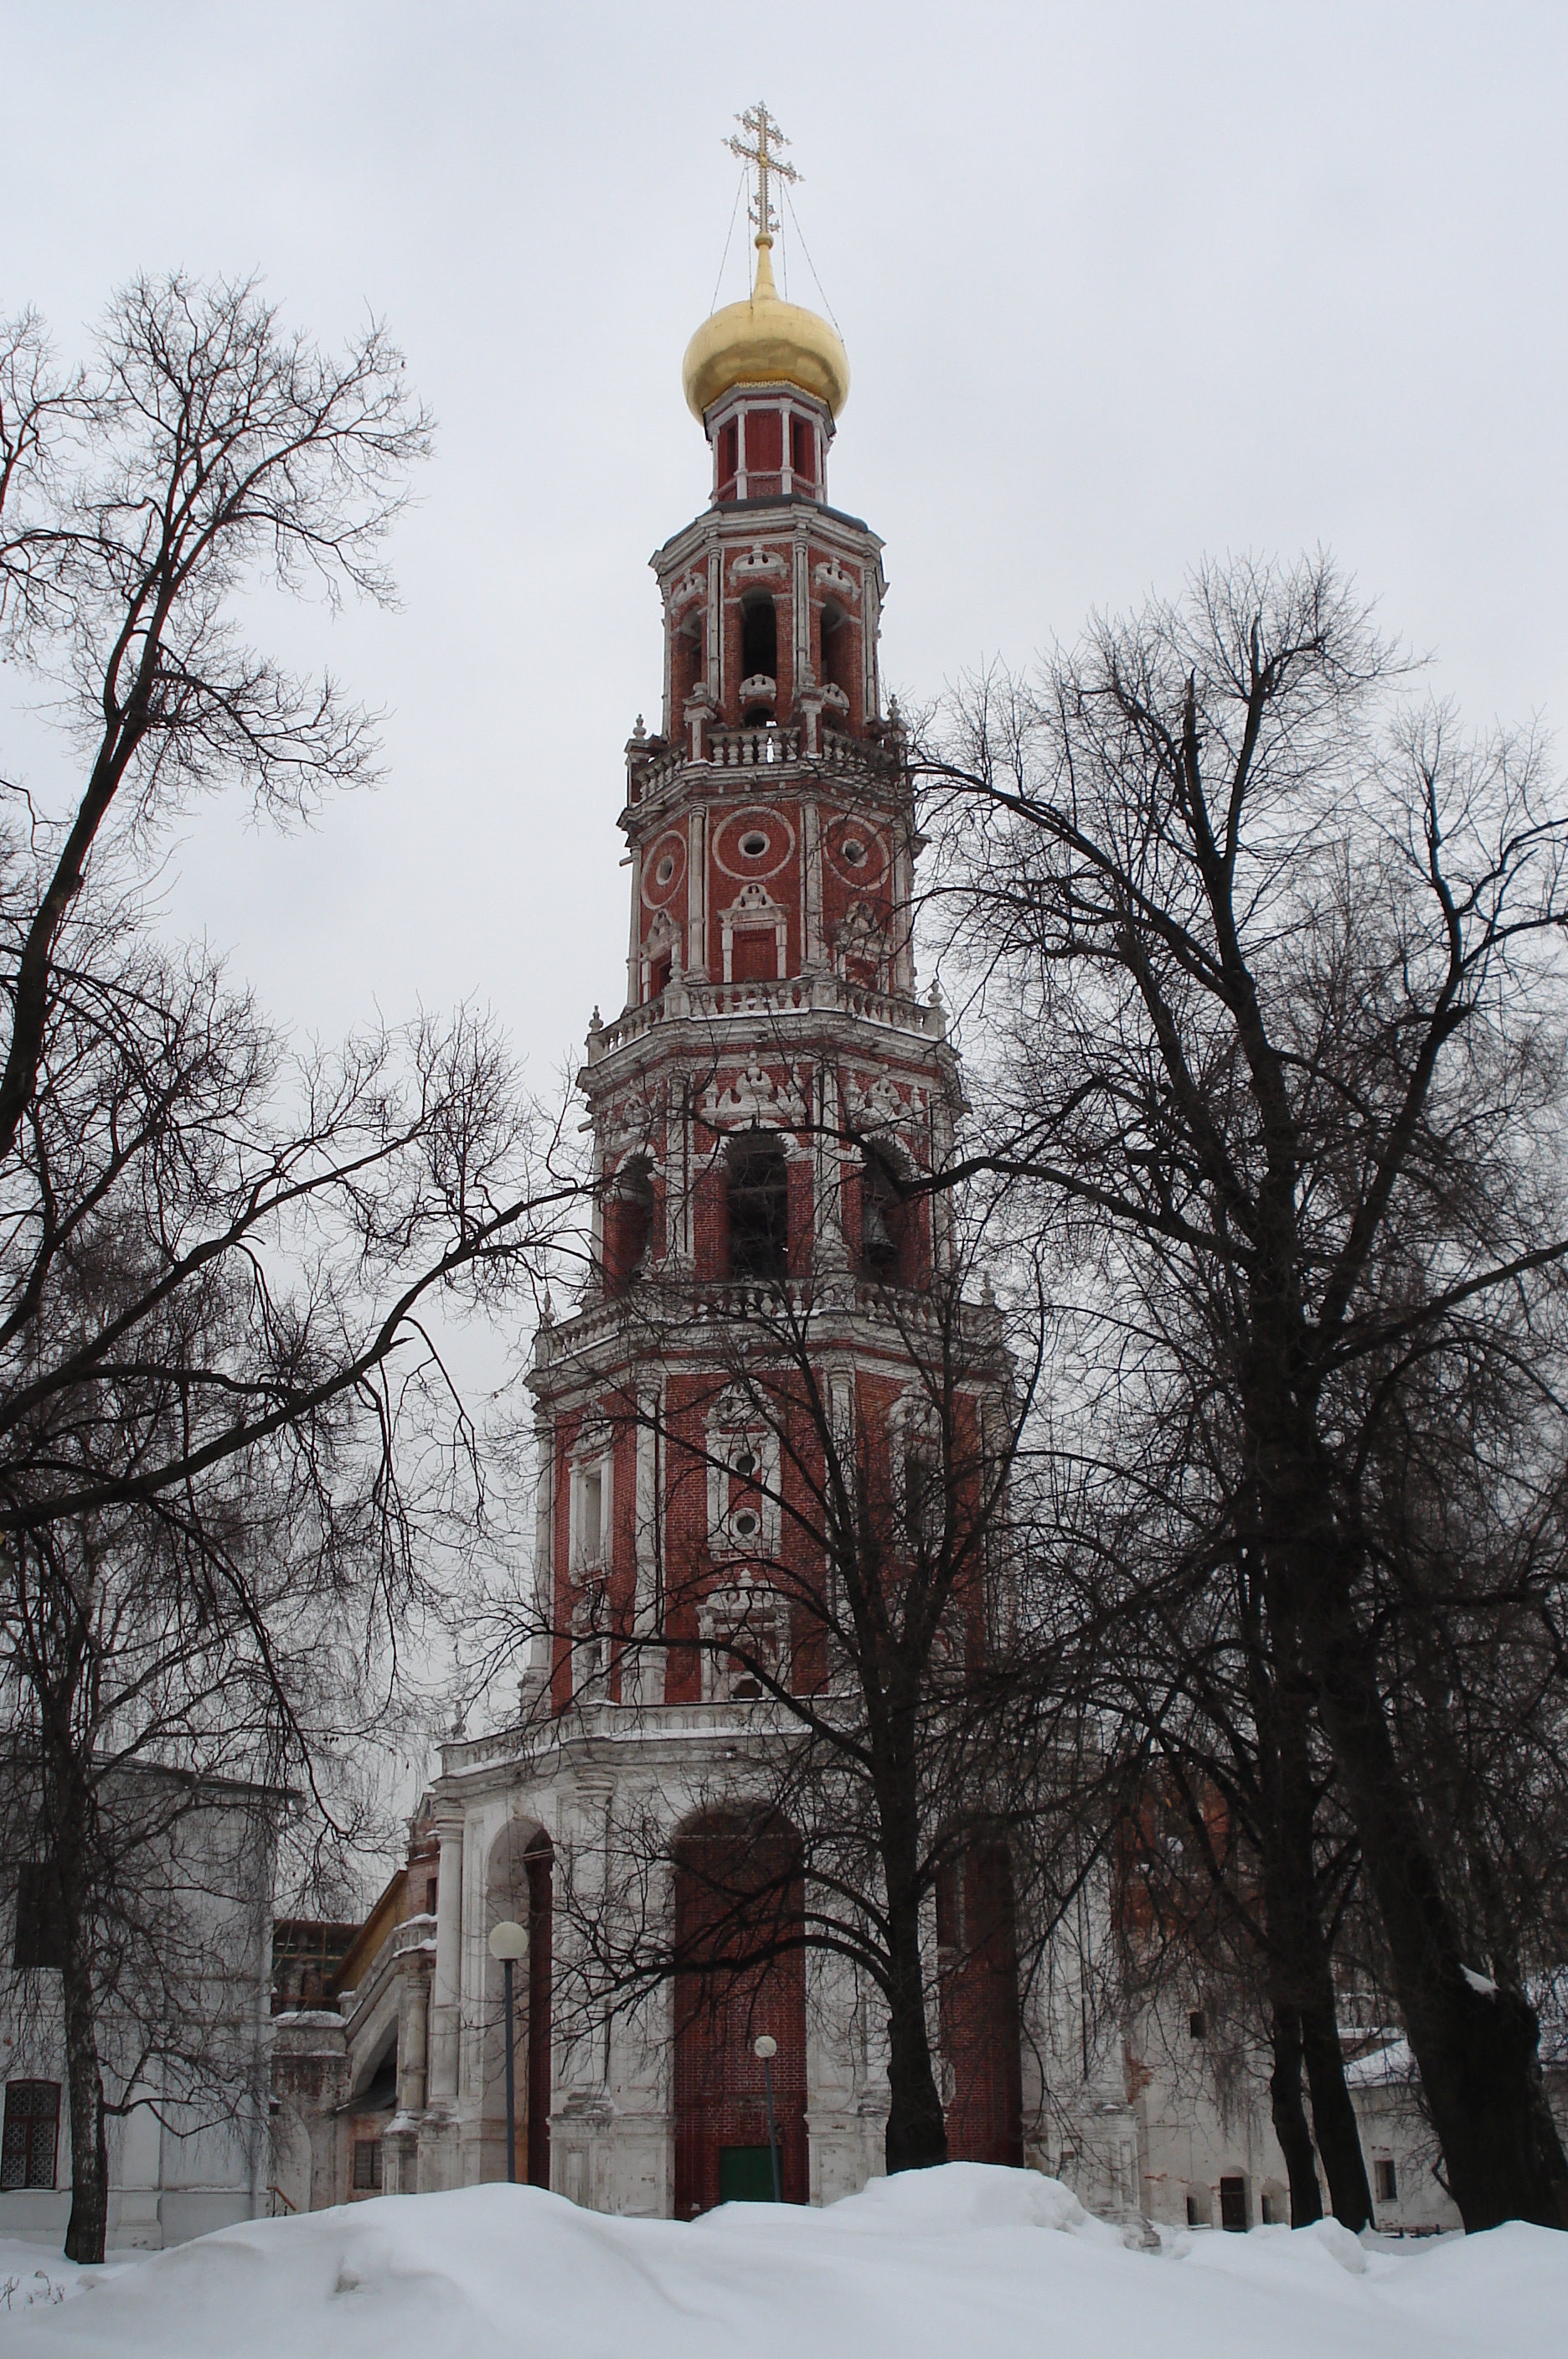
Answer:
[726,101,799,240]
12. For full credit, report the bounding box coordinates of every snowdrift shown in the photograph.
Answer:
[3,2163,1562,2359]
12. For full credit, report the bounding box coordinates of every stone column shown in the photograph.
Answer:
[426,1813,465,2103]
[399,1970,430,2117]
[625,1382,662,1706]
[687,808,706,977]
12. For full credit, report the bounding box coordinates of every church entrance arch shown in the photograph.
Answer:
[672,1811,807,2214]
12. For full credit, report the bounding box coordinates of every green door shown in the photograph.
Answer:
[719,2144,777,2202]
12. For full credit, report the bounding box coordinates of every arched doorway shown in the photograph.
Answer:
[936,1840,1024,2166]
[483,1821,554,2186]
[524,1832,553,2190]
[672,1812,807,2214]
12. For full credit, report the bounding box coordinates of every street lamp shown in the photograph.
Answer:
[489,1919,528,2184]
[753,2035,781,2202]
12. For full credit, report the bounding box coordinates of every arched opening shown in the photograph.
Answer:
[740,596,777,690]
[604,1156,655,1290]
[483,1820,553,2186]
[725,1132,788,1283]
[820,601,858,715]
[672,1811,807,2215]
[673,617,705,708]
[742,406,783,493]
[936,1840,1024,2167]
[348,2022,398,2199]
[789,415,816,489]
[859,1146,907,1284]
[524,1833,554,2191]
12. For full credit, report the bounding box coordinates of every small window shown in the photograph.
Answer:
[352,2138,384,2191]
[1,2082,59,2191]
[717,420,739,491]
[840,836,867,867]
[13,1863,64,1971]
[426,1876,438,1916]
[1375,2157,1398,2204]
[575,1460,607,1567]
[1188,2008,1205,2040]
[740,831,768,859]
[655,854,676,886]
[790,416,814,484]
[1219,2175,1248,2233]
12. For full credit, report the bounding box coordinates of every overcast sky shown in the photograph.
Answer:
[7,1,1565,1096]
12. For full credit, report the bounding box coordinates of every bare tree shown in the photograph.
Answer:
[0,276,429,1162]
[0,277,573,2256]
[922,555,1568,2228]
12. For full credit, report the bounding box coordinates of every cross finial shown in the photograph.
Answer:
[726,101,799,249]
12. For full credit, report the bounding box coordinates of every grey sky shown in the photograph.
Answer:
[6,0,1565,1098]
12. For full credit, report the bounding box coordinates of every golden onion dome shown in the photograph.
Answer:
[683,237,849,422]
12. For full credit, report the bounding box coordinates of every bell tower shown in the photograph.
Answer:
[523,110,1007,2215]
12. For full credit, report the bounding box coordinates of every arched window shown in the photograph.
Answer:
[726,1132,788,1282]
[740,596,777,688]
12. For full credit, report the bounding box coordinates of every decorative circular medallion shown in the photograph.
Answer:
[823,817,889,885]
[640,831,687,907]
[712,808,797,881]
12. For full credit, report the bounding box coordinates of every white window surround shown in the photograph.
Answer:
[640,908,683,1003]
[706,1407,781,1558]
[699,1577,787,1703]
[720,880,788,984]
[570,1437,614,1577]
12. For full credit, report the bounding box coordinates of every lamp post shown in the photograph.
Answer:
[753,2035,781,2202]
[489,1920,528,2184]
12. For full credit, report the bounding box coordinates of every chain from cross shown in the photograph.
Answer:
[726,101,800,242]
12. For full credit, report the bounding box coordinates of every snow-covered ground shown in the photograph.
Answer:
[1,2165,1561,2359]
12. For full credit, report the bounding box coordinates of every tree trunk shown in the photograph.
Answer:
[881,1808,947,2174]
[61,1930,109,2264]
[1252,1601,1368,2225]
[1299,1980,1371,2229]
[885,1903,948,2173]
[1268,1417,1568,2230]
[1307,1567,1568,2229]
[1266,2004,1323,2225]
